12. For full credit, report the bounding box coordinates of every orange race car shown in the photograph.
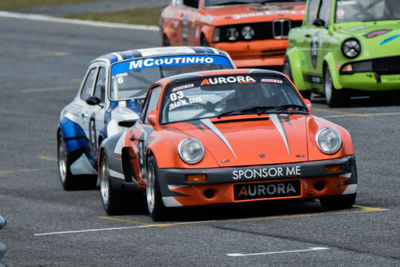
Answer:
[99,69,357,221]
[160,0,306,68]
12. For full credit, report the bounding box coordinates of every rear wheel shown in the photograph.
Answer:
[324,66,346,107]
[146,156,167,221]
[320,194,356,210]
[99,152,123,215]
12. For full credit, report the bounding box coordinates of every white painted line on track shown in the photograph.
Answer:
[0,11,158,31]
[227,247,329,257]
[21,86,76,93]
[34,220,217,236]
[321,112,400,119]
[34,225,158,236]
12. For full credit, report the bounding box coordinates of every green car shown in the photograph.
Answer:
[284,0,400,106]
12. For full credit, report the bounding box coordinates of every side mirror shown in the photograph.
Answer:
[183,0,198,8]
[313,18,325,27]
[86,96,101,106]
[118,120,137,128]
[303,99,312,111]
[147,110,158,126]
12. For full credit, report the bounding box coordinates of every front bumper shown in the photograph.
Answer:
[213,39,288,68]
[158,156,357,207]
[338,56,400,91]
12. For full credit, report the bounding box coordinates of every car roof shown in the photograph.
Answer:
[157,68,284,85]
[91,46,230,65]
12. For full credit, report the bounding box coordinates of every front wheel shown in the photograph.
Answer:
[200,35,210,47]
[283,58,311,99]
[324,67,346,107]
[320,194,356,210]
[146,156,168,221]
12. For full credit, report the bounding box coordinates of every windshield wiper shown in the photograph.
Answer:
[218,105,276,118]
[214,1,253,6]
[274,104,309,114]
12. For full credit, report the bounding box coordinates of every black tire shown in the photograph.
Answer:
[99,152,123,215]
[324,66,347,107]
[162,33,170,46]
[200,34,210,47]
[320,193,356,211]
[146,156,168,221]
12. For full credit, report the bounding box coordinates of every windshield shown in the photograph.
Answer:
[110,55,233,100]
[160,73,307,124]
[203,0,305,8]
[335,0,400,23]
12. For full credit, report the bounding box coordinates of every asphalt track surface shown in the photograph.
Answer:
[0,14,399,267]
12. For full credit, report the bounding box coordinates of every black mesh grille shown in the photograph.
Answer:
[372,56,400,74]
[218,20,302,42]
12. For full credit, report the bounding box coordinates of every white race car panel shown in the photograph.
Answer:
[58,46,235,176]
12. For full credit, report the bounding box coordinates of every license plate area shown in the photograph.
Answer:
[234,180,301,200]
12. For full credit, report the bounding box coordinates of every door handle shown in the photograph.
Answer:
[305,34,312,38]
[130,136,135,141]
[81,113,88,118]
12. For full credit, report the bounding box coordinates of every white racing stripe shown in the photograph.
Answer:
[227,247,329,257]
[0,11,158,31]
[21,86,76,93]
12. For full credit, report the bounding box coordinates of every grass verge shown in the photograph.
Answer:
[65,7,162,26]
[0,0,101,10]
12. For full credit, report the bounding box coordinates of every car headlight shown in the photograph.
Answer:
[341,38,361,58]
[241,26,255,40]
[226,27,239,41]
[315,128,342,154]
[178,138,204,164]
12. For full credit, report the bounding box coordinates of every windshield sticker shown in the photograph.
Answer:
[337,1,356,6]
[380,34,400,45]
[200,76,256,86]
[261,79,283,84]
[168,96,203,111]
[363,29,392,39]
[111,55,232,76]
[117,77,124,84]
[172,83,194,92]
[349,26,369,31]
[233,9,303,20]
[250,5,295,11]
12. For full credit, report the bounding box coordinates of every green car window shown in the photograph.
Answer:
[335,0,400,23]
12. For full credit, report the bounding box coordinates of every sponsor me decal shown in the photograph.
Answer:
[232,165,301,180]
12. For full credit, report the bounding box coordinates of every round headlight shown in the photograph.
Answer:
[226,27,239,41]
[341,38,361,58]
[241,26,255,40]
[178,138,204,164]
[315,128,342,154]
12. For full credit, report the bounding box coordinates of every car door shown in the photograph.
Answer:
[299,0,323,80]
[132,86,162,178]
[305,0,332,83]
[89,65,107,158]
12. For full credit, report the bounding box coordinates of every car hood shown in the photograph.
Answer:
[202,3,305,25]
[167,114,309,167]
[337,22,400,53]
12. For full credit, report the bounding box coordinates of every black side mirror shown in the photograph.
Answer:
[86,96,101,106]
[313,18,326,27]
[118,120,137,128]
[183,0,198,8]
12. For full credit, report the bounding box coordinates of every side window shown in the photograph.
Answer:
[141,86,162,124]
[307,0,320,25]
[94,67,106,103]
[80,68,97,100]
[183,0,199,9]
[318,0,332,25]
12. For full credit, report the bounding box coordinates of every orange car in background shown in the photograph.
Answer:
[160,0,306,68]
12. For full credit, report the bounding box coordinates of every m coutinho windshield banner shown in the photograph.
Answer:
[111,55,232,76]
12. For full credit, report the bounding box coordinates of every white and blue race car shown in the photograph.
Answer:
[57,46,235,190]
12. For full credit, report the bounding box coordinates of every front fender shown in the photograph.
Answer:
[323,53,344,90]
[286,48,309,90]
